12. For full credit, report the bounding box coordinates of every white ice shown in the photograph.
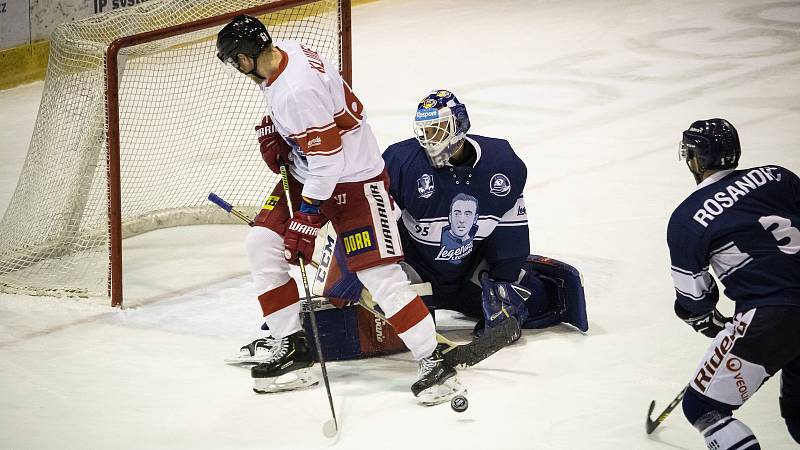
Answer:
[1,0,799,448]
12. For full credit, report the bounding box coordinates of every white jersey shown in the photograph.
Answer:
[259,40,384,201]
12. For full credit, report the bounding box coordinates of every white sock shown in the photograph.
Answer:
[701,416,760,450]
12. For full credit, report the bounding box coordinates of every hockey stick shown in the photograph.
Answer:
[646,385,687,434]
[207,192,254,226]
[277,165,338,437]
[207,192,519,367]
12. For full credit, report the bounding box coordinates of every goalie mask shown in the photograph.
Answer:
[413,90,470,168]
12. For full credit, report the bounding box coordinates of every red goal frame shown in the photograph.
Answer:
[104,0,351,307]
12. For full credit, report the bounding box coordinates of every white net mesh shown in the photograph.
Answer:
[0,0,343,301]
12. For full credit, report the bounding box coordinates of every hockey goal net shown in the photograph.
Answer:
[0,0,350,306]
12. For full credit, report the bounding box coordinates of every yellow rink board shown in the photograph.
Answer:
[0,0,376,90]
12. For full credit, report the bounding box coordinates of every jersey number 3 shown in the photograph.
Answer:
[759,215,800,255]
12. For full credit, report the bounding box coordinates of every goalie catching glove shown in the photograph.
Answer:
[283,197,323,264]
[256,115,291,174]
[675,302,730,338]
[474,271,529,338]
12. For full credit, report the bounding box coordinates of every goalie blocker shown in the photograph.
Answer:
[300,238,587,362]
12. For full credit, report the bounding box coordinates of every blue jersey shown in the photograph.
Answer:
[667,165,800,315]
[383,135,529,293]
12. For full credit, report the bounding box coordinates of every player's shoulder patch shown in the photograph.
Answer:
[489,173,512,197]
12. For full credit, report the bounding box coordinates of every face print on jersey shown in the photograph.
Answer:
[417,174,435,198]
[449,199,477,238]
[436,193,479,265]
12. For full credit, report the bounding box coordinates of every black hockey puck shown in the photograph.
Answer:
[451,395,468,412]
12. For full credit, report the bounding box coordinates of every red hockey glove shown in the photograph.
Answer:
[255,115,291,174]
[284,208,323,264]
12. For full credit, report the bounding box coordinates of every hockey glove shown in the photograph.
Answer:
[283,198,323,264]
[675,302,729,338]
[475,272,530,337]
[256,115,291,174]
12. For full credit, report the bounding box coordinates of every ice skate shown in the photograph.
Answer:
[251,330,318,393]
[411,348,466,406]
[224,337,279,365]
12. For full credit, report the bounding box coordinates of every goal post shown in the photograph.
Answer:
[0,0,351,307]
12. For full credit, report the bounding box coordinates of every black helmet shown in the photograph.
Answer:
[216,15,272,68]
[680,118,741,171]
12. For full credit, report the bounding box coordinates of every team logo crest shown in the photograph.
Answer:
[489,173,511,197]
[421,98,438,109]
[417,174,435,198]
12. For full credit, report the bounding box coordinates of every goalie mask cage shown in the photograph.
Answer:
[0,0,351,307]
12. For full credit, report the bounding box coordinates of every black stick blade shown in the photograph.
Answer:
[646,386,687,435]
[442,317,520,367]
[645,400,658,434]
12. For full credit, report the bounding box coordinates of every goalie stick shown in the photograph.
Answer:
[357,288,520,368]
[227,292,520,368]
[208,192,520,368]
[646,385,687,434]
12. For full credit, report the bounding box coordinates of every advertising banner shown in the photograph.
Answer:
[29,0,151,42]
[0,1,30,49]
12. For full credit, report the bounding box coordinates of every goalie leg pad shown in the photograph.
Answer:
[301,300,408,361]
[312,234,365,306]
[358,263,437,360]
[523,255,589,332]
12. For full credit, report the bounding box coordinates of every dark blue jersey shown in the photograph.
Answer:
[667,165,800,315]
[383,135,529,293]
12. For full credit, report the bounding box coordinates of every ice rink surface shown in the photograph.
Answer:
[1,0,799,448]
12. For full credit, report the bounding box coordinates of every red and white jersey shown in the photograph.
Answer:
[259,40,385,201]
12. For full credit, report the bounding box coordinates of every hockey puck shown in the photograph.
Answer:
[450,395,468,412]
